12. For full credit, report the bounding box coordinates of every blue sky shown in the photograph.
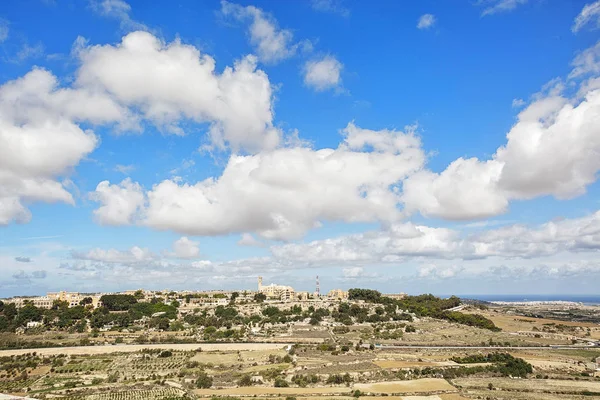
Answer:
[1,0,600,297]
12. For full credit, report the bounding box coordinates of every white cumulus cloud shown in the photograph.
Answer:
[303,56,343,92]
[0,67,126,225]
[91,122,425,240]
[402,42,600,220]
[76,31,280,152]
[90,178,145,226]
[171,237,201,259]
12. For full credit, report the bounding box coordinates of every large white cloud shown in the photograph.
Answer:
[91,122,425,240]
[76,31,280,152]
[0,29,286,226]
[0,68,124,225]
[402,43,600,220]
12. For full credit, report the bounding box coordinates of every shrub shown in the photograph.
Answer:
[274,378,289,387]
[238,374,253,386]
[196,371,213,388]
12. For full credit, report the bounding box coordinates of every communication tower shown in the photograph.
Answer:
[316,275,320,297]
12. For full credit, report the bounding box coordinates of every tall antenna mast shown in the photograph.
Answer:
[316,275,320,297]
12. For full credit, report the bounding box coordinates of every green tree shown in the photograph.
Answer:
[230,292,239,304]
[238,375,253,386]
[79,297,93,306]
[0,316,9,332]
[149,317,170,331]
[196,372,213,388]
[100,294,137,311]
[3,303,17,320]
[254,293,267,303]
[17,303,42,324]
[274,378,289,387]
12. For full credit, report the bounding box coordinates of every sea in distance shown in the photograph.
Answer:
[457,294,600,305]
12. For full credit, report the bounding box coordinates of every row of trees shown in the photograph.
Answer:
[348,290,500,331]
[0,300,90,333]
[0,295,180,333]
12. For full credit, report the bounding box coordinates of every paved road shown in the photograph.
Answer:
[0,342,594,356]
[375,344,596,350]
[0,342,287,357]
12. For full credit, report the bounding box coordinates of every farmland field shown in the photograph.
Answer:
[2,300,600,400]
[355,378,457,393]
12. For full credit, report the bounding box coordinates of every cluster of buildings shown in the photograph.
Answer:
[257,276,298,301]
[3,277,405,310]
[5,291,102,309]
[257,277,350,302]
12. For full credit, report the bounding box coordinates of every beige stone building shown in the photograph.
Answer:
[7,296,53,309]
[327,289,349,300]
[383,293,407,300]
[6,291,101,309]
[258,277,295,301]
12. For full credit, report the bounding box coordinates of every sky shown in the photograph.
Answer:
[1,0,600,297]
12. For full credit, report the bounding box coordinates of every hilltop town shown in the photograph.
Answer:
[0,277,411,338]
[2,276,359,311]
[2,280,600,399]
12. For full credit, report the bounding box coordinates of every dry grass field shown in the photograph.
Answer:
[195,386,349,396]
[2,342,600,399]
[0,342,285,357]
[465,309,600,340]
[355,378,458,394]
[374,360,456,368]
[454,376,600,393]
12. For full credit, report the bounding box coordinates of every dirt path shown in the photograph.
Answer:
[0,342,286,357]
